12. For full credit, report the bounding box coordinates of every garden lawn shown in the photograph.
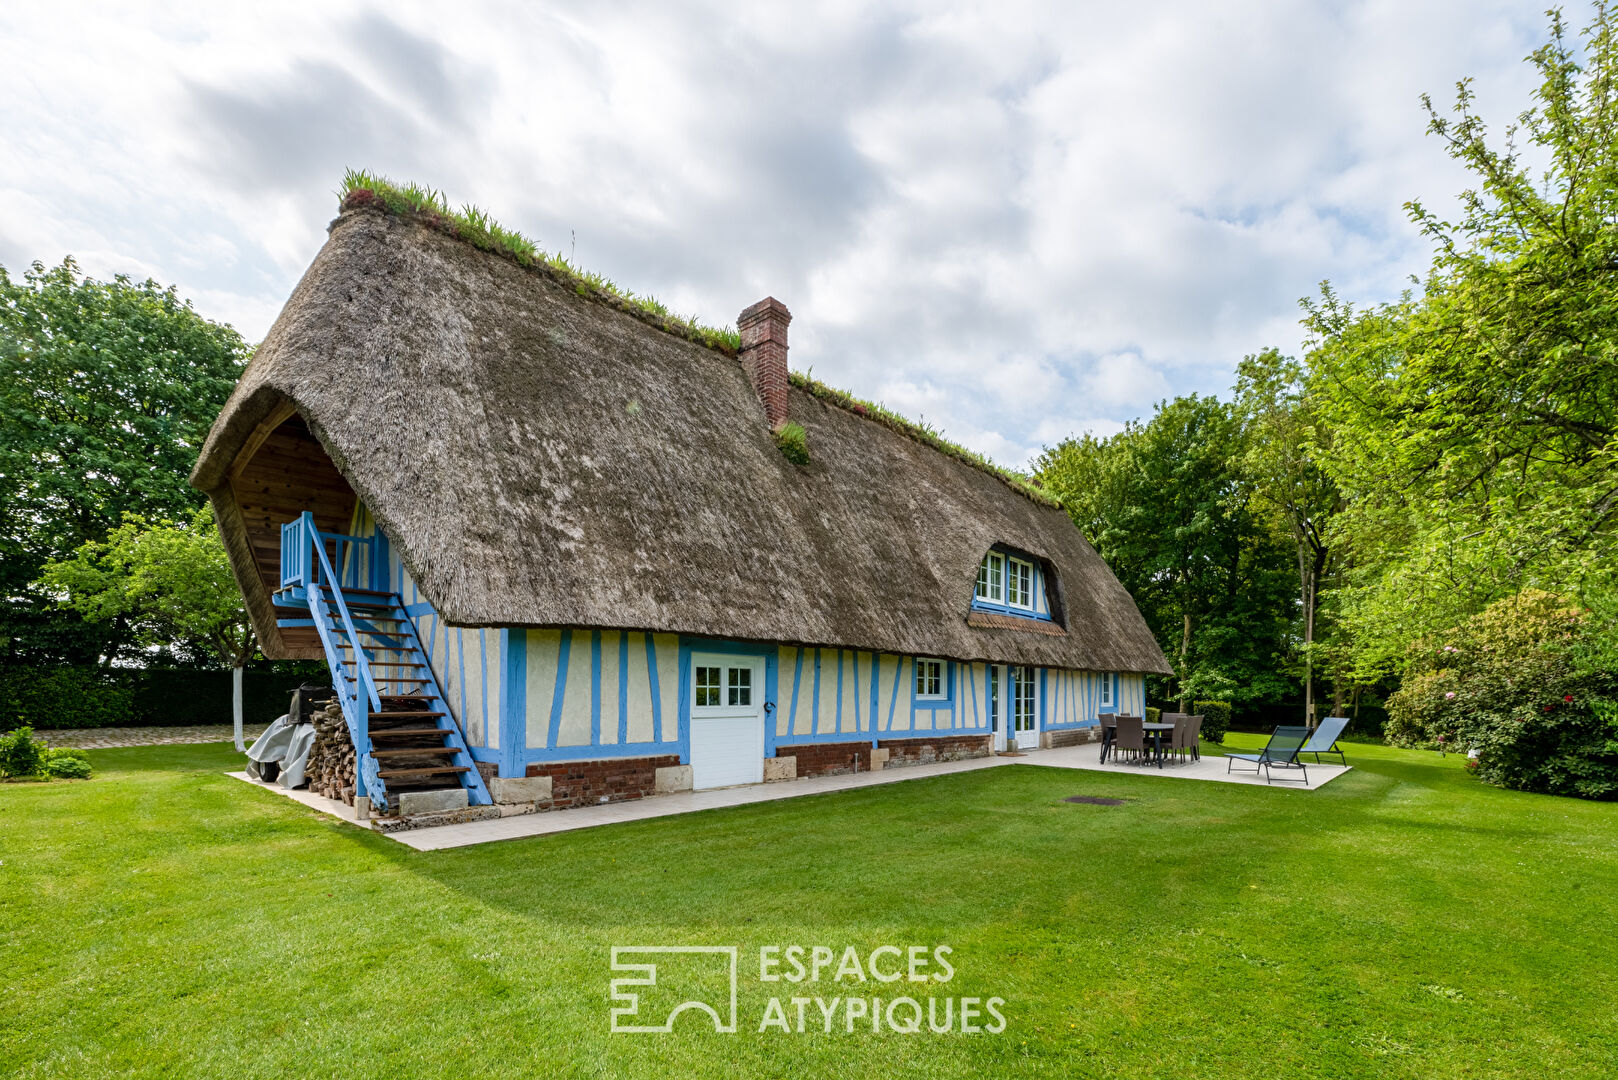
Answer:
[2,737,1616,1079]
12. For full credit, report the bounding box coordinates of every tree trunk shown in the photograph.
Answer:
[232,665,245,752]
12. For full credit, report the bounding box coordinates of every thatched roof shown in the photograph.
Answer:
[192,206,1171,675]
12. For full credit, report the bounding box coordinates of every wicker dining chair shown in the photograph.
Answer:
[1096,713,1117,762]
[1112,714,1145,764]
[1184,715,1204,761]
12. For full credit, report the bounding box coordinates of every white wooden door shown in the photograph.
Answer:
[688,653,765,789]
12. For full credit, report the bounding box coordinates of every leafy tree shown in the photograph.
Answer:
[38,508,256,747]
[1386,590,1618,799]
[39,508,255,671]
[1303,7,1618,676]
[1233,348,1346,722]
[1037,395,1296,712]
[0,258,246,667]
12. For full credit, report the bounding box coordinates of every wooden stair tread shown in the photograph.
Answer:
[367,728,451,737]
[370,747,459,758]
[369,710,445,719]
[376,766,471,778]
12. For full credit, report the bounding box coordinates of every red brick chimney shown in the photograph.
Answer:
[737,296,791,428]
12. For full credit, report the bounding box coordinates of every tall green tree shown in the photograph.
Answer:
[1233,348,1345,721]
[1304,6,1618,677]
[1037,395,1296,711]
[0,258,246,666]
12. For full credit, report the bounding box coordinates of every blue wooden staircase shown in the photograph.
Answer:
[277,512,491,812]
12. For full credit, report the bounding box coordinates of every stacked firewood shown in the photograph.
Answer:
[305,701,358,804]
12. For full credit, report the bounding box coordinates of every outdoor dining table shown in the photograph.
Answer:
[1099,720,1179,767]
[1141,722,1175,768]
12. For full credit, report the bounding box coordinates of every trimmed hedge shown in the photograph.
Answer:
[1194,700,1232,745]
[0,667,323,731]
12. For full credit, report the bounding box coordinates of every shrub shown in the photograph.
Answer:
[43,748,92,780]
[0,726,47,778]
[1386,590,1618,799]
[1144,706,1161,724]
[1194,700,1232,745]
[774,421,810,466]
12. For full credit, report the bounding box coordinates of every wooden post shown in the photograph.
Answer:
[232,665,245,752]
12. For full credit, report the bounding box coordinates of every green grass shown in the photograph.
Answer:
[4,738,1616,1079]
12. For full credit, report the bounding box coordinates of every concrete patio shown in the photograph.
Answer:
[228,741,1351,850]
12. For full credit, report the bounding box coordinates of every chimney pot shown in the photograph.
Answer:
[737,296,791,428]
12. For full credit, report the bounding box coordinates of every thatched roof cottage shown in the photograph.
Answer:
[192,189,1170,818]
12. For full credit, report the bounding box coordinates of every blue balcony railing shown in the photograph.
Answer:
[278,512,381,597]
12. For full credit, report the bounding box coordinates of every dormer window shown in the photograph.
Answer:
[1006,556,1033,609]
[975,552,1004,603]
[972,547,1055,623]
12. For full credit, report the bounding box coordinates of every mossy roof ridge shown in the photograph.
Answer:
[789,372,1061,509]
[339,170,1060,510]
[339,170,742,355]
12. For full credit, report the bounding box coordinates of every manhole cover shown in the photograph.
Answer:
[1063,795,1126,806]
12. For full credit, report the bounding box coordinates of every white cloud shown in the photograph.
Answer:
[0,0,1558,470]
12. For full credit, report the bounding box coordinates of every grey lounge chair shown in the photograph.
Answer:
[1301,716,1349,765]
[1226,725,1310,784]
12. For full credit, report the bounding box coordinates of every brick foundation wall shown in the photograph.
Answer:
[776,741,871,778]
[1041,727,1100,749]
[524,754,682,809]
[879,734,994,768]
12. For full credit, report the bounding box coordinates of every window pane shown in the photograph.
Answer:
[990,554,1003,600]
[975,555,991,599]
[728,667,752,707]
[696,666,720,708]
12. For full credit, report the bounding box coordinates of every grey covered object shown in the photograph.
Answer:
[244,714,317,788]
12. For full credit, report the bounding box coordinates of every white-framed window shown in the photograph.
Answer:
[1099,672,1115,709]
[695,665,722,708]
[1007,557,1033,609]
[975,551,1005,603]
[915,658,947,699]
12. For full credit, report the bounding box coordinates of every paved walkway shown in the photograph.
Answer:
[42,724,240,749]
[226,742,1351,850]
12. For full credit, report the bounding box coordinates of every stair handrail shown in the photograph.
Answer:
[304,515,383,718]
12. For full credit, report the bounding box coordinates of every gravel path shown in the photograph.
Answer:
[39,725,244,749]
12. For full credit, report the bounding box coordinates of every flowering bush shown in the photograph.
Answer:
[1386,590,1618,799]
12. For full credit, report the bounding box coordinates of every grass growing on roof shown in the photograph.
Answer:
[338,169,742,353]
[5,739,1617,1078]
[790,370,1061,507]
[339,170,1059,510]
[773,420,810,465]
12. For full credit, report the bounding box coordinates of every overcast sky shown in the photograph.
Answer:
[0,2,1559,467]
